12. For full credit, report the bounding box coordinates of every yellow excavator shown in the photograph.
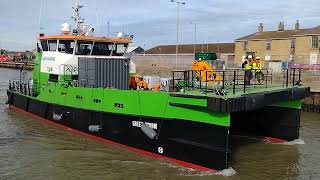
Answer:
[192,53,222,82]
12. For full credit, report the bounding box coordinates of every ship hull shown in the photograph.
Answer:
[7,90,230,171]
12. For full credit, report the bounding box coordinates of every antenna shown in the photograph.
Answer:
[107,20,110,37]
[38,0,44,32]
[72,0,84,33]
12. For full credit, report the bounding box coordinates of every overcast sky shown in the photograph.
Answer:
[0,0,320,51]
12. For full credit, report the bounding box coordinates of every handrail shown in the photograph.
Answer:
[171,68,304,96]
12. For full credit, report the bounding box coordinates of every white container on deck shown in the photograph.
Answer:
[143,76,160,90]
[160,78,172,92]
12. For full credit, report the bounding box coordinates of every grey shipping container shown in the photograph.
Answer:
[78,57,130,90]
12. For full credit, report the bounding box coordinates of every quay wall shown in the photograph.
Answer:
[0,62,34,70]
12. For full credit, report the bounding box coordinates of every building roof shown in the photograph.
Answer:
[126,47,144,53]
[145,43,235,54]
[236,26,320,41]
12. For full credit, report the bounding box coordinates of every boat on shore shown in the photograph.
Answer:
[6,1,310,171]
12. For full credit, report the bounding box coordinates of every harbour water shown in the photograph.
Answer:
[0,68,319,179]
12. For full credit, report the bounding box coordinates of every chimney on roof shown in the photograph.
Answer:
[258,23,264,32]
[278,22,285,31]
[295,20,300,30]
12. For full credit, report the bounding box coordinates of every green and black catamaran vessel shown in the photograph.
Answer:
[6,2,310,171]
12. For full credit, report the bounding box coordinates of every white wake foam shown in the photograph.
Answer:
[214,167,237,176]
[179,167,236,177]
[282,139,305,145]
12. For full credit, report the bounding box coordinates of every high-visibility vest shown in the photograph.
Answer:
[244,63,252,70]
[252,62,258,70]
[256,62,262,72]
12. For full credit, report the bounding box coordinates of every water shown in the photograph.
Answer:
[0,68,319,179]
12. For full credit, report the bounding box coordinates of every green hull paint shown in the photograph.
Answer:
[35,83,231,127]
[271,100,302,109]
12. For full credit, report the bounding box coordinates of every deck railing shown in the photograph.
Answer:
[171,68,303,95]
[9,80,33,97]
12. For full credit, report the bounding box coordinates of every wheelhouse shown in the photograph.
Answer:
[39,35,132,57]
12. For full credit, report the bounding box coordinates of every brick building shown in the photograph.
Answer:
[235,20,320,66]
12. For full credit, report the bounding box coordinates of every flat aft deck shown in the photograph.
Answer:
[172,84,307,99]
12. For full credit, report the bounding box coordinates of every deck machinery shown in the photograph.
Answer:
[6,2,310,171]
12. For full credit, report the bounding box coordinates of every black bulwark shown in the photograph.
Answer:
[206,87,310,113]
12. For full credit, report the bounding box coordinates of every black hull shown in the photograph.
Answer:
[7,91,230,171]
[7,90,303,171]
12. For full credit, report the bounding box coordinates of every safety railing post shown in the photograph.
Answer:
[293,68,296,86]
[199,71,202,90]
[28,83,31,96]
[184,71,187,91]
[172,71,175,92]
[23,83,25,95]
[191,70,194,88]
[265,70,268,88]
[243,71,246,93]
[20,82,22,94]
[286,69,289,87]
[205,71,208,91]
[298,68,301,82]
[222,71,225,89]
[233,70,236,94]
[187,70,190,89]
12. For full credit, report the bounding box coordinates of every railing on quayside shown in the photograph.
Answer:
[171,68,304,95]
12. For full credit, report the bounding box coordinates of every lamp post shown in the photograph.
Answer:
[190,22,197,55]
[171,0,186,70]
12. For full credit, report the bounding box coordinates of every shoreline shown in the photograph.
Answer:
[0,61,34,70]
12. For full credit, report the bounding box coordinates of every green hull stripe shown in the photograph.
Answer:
[270,100,302,109]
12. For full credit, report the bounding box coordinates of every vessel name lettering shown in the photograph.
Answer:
[132,121,158,130]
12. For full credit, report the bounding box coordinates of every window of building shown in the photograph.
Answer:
[243,41,248,51]
[91,42,112,56]
[48,40,57,51]
[41,40,48,51]
[311,35,318,48]
[58,40,75,54]
[266,41,271,51]
[291,38,296,49]
[75,41,93,55]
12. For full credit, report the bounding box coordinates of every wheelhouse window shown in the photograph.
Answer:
[115,43,128,56]
[75,41,93,55]
[91,42,112,56]
[48,40,57,51]
[41,40,48,51]
[108,44,116,52]
[58,40,75,54]
[311,35,318,48]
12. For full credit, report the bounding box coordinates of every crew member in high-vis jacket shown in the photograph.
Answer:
[242,55,253,85]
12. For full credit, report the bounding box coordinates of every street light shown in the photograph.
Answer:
[190,21,197,55]
[171,0,186,70]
